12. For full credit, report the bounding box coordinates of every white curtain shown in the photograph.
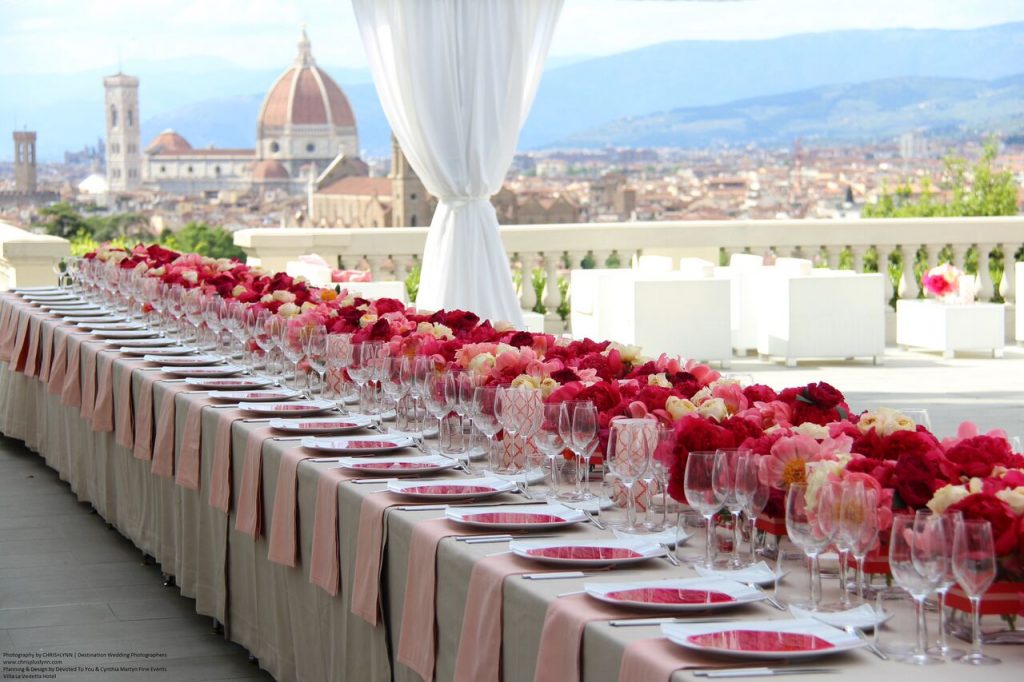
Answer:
[352,0,564,327]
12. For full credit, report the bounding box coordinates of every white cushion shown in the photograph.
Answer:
[636,255,673,273]
[774,257,813,276]
[677,257,715,278]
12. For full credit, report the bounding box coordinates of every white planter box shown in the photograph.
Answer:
[896,299,1005,358]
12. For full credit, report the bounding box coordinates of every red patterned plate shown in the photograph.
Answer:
[509,538,665,566]
[302,434,414,453]
[663,618,865,660]
[446,503,587,530]
[388,476,516,500]
[585,578,764,612]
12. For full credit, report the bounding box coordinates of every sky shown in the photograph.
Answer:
[1,0,1023,75]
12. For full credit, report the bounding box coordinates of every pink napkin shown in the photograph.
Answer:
[534,595,665,682]
[23,316,41,377]
[60,336,84,408]
[207,409,246,513]
[175,396,218,490]
[0,302,14,360]
[618,638,693,682]
[351,491,409,625]
[397,518,479,682]
[11,312,30,373]
[38,323,54,383]
[114,365,136,449]
[91,352,117,432]
[452,553,537,682]
[150,383,194,478]
[79,342,105,420]
[266,448,319,567]
[1,302,24,363]
[235,427,275,538]
[47,331,69,396]
[309,467,355,595]
[132,371,167,460]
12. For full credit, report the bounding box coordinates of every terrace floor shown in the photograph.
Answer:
[0,343,1021,680]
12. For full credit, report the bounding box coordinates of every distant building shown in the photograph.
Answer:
[899,131,929,160]
[138,28,363,197]
[492,188,581,224]
[0,131,59,207]
[103,73,142,192]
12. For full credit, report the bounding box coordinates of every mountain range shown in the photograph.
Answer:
[3,22,1024,160]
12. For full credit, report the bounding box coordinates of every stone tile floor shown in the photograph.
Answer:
[0,343,1021,681]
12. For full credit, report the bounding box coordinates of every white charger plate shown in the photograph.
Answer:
[64,315,126,324]
[184,376,275,389]
[301,434,415,454]
[238,399,334,417]
[94,329,160,339]
[387,476,516,501]
[446,503,587,531]
[119,345,196,356]
[585,577,766,612]
[160,364,246,378]
[509,537,666,567]
[269,415,372,434]
[336,454,457,476]
[662,618,865,660]
[109,337,179,348]
[145,353,223,366]
[48,307,107,316]
[209,388,300,402]
[78,321,146,331]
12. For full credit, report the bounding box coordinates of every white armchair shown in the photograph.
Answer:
[716,252,766,355]
[571,268,732,367]
[755,268,885,366]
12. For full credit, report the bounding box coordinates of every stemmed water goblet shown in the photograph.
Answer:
[645,426,676,531]
[952,518,1000,666]
[735,453,770,562]
[922,510,966,658]
[229,304,255,367]
[424,370,456,455]
[889,513,947,665]
[494,387,523,475]
[380,357,408,427]
[606,418,655,532]
[325,333,354,405]
[534,403,566,499]
[684,451,726,569]
[785,482,839,610]
[279,320,305,388]
[349,341,384,414]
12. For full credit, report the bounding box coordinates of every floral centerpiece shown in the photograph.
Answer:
[921,262,977,304]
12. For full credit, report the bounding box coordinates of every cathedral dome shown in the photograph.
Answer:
[257,29,355,131]
[252,159,290,182]
[145,129,192,154]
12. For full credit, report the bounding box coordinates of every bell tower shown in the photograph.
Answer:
[388,135,430,227]
[104,73,141,192]
[13,131,37,194]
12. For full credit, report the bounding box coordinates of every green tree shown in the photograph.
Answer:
[36,202,89,239]
[160,222,246,261]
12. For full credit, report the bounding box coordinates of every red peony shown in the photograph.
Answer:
[948,492,1019,557]
[743,384,778,404]
[942,435,1022,480]
[666,415,739,502]
[893,448,945,508]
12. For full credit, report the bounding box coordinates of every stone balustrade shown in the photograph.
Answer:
[0,222,70,291]
[235,215,1024,331]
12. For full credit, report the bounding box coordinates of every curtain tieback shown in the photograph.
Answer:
[439,195,489,210]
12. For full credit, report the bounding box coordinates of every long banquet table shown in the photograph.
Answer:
[1,290,1021,682]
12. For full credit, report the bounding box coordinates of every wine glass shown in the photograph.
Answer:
[494,387,523,475]
[349,341,383,414]
[785,483,837,610]
[380,357,408,428]
[684,450,726,569]
[279,320,305,388]
[922,510,966,658]
[889,513,946,665]
[424,370,456,455]
[715,448,748,568]
[839,482,880,603]
[952,518,1000,666]
[516,389,544,498]
[606,419,655,532]
[325,333,354,405]
[647,425,676,531]
[445,368,472,455]
[471,386,501,470]
[735,453,770,561]
[563,402,598,499]
[900,408,932,432]
[304,326,328,397]
[534,403,566,499]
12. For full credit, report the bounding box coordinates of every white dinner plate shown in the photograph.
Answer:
[336,454,457,476]
[93,329,161,339]
[585,577,766,612]
[694,561,784,587]
[78,321,146,331]
[108,336,179,348]
[159,364,246,378]
[209,388,301,402]
[269,415,372,434]
[144,353,223,366]
[238,399,334,417]
[48,307,108,316]
[301,434,415,454]
[387,476,516,501]
[25,295,78,303]
[15,286,63,294]
[118,345,196,356]
[661,618,865,660]
[446,503,587,531]
[184,376,276,389]
[509,537,666,567]
[788,604,891,630]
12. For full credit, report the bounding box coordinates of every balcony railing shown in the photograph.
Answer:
[235,215,1024,330]
[0,222,70,291]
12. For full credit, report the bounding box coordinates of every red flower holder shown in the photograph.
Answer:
[946,582,1024,616]
[755,514,787,536]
